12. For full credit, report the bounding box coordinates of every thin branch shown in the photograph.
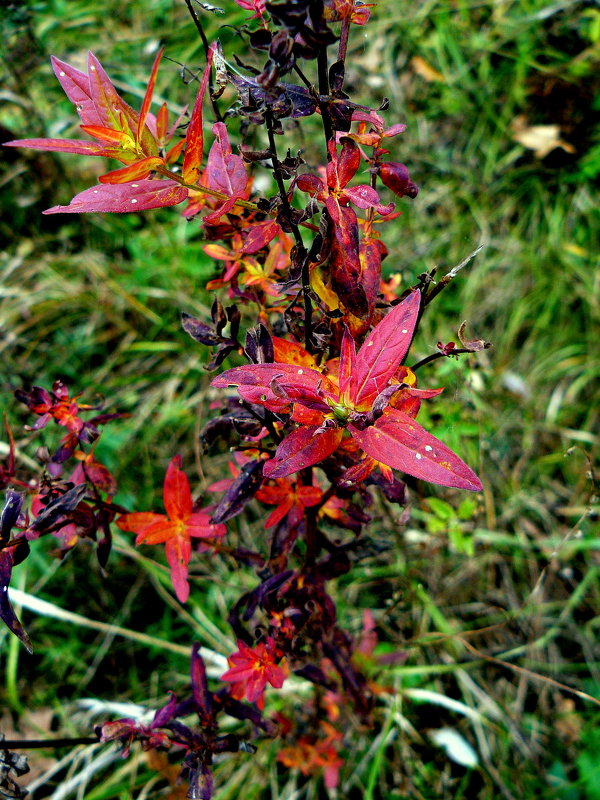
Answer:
[183,0,224,122]
[410,348,477,372]
[1,737,98,750]
[317,49,334,146]
[424,244,485,306]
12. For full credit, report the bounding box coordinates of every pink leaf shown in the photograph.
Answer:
[186,512,226,539]
[348,408,482,491]
[86,52,139,133]
[42,179,188,214]
[51,56,103,126]
[3,138,114,157]
[205,122,248,197]
[212,363,334,412]
[263,426,344,478]
[351,290,421,407]
[242,220,281,254]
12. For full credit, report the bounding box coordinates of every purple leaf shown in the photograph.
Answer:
[0,549,32,653]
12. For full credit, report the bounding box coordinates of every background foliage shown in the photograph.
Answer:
[1,0,598,797]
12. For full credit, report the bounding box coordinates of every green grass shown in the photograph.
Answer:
[1,0,599,798]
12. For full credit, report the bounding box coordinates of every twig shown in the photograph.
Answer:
[424,244,485,306]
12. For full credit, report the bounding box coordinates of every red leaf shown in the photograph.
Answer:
[165,536,191,603]
[357,235,382,326]
[343,184,381,209]
[212,363,335,413]
[86,52,139,133]
[348,408,482,491]
[187,511,225,539]
[98,156,163,184]
[182,44,215,184]
[378,161,410,198]
[351,290,420,408]
[163,455,193,521]
[330,137,360,189]
[51,56,102,126]
[329,206,368,318]
[205,122,248,197]
[80,125,133,146]
[242,220,281,254]
[263,426,344,478]
[338,327,357,402]
[42,179,188,214]
[3,138,114,156]
[137,47,164,143]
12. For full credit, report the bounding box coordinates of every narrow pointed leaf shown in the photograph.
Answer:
[51,55,102,126]
[163,455,193,521]
[263,426,344,478]
[0,549,33,653]
[210,459,264,524]
[329,206,368,318]
[86,52,138,132]
[80,125,134,146]
[1,490,23,543]
[348,408,482,491]
[182,43,215,184]
[338,327,357,401]
[212,363,334,412]
[115,512,167,541]
[137,47,164,142]
[134,518,179,545]
[43,179,187,214]
[4,138,112,156]
[99,157,163,184]
[165,536,191,603]
[352,290,421,407]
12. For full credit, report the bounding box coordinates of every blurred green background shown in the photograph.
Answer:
[1,0,599,798]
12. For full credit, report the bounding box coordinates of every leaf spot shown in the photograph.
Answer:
[366,341,374,347]
[131,199,138,203]
[131,183,139,188]
[90,65,96,71]
[402,329,408,333]
[93,190,99,193]
[425,445,433,451]
[297,369,303,375]
[59,71,66,76]
[415,453,422,460]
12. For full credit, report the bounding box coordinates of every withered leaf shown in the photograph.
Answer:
[457,321,491,352]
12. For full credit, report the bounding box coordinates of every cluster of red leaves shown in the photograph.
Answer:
[221,637,289,708]
[278,721,344,789]
[0,0,490,796]
[116,456,226,602]
[213,290,482,491]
